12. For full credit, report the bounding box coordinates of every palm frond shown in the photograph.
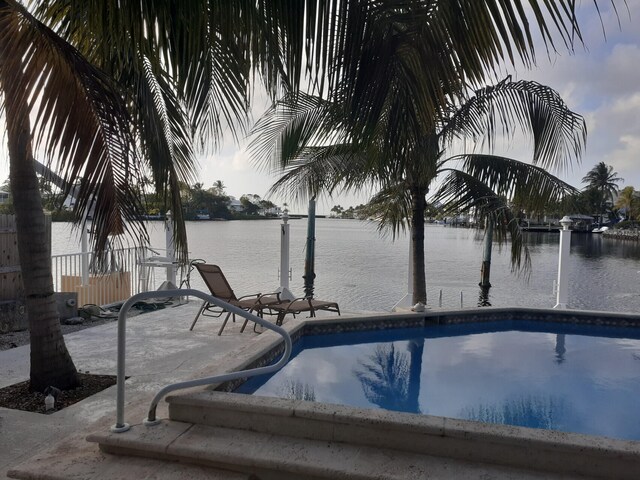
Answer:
[0,0,145,253]
[364,182,412,240]
[433,168,530,274]
[250,92,346,172]
[440,77,586,172]
[451,154,578,212]
[266,144,370,204]
[132,56,197,260]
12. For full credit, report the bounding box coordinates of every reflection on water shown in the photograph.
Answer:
[477,285,492,307]
[51,221,640,313]
[354,339,424,414]
[355,344,412,412]
[459,394,569,430]
[239,322,640,440]
[555,334,566,364]
[276,379,316,401]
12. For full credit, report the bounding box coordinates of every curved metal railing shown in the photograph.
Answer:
[111,289,292,433]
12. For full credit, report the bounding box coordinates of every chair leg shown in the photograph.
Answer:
[240,316,249,333]
[218,312,232,336]
[190,301,208,331]
[241,308,258,333]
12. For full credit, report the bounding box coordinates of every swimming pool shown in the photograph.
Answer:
[236,320,640,440]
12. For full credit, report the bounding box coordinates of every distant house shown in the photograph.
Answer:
[0,190,9,204]
[260,206,281,217]
[227,196,243,212]
[568,214,595,231]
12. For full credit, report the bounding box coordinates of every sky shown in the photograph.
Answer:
[1,2,639,215]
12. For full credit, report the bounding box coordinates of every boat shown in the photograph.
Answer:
[195,212,211,220]
[592,226,610,233]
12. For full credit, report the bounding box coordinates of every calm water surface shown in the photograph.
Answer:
[236,322,640,440]
[51,220,640,313]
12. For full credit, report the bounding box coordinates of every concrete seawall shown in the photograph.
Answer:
[603,228,640,241]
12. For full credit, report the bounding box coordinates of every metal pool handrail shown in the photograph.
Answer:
[111,289,292,433]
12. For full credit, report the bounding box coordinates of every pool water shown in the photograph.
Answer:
[236,321,640,440]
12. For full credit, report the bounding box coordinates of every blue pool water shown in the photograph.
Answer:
[236,321,640,440]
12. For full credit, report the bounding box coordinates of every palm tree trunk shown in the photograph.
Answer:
[2,71,79,392]
[411,187,427,304]
[479,219,493,288]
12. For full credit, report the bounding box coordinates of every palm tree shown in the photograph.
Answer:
[582,162,623,224]
[0,0,343,391]
[252,78,584,304]
[615,186,636,221]
[249,0,611,304]
[212,180,226,196]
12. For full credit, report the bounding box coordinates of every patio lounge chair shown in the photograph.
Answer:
[190,263,281,335]
[259,296,340,326]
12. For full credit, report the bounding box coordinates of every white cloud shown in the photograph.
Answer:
[230,149,251,171]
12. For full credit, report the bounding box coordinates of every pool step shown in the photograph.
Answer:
[86,390,640,479]
[88,419,579,480]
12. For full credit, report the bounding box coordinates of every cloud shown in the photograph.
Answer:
[230,149,251,171]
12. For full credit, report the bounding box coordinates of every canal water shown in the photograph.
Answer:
[51,220,640,314]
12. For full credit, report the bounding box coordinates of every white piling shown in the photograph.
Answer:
[80,225,89,286]
[277,207,295,300]
[554,216,573,309]
[392,236,414,311]
[165,210,176,287]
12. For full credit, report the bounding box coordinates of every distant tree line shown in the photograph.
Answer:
[327,162,638,231]
[0,177,279,221]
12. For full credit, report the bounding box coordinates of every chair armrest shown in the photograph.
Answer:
[287,297,315,311]
[236,293,262,301]
[289,296,310,303]
[257,292,282,303]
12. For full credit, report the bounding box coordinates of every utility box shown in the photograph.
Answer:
[54,292,79,320]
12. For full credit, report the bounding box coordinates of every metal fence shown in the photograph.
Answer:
[51,246,180,307]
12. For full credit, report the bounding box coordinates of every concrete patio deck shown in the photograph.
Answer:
[1,300,270,479]
[0,302,616,479]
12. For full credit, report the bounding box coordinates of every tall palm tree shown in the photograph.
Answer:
[582,162,623,223]
[252,78,584,304]
[1,1,142,390]
[0,0,340,391]
[249,0,613,304]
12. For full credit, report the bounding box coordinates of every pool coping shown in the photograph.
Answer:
[204,306,640,478]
